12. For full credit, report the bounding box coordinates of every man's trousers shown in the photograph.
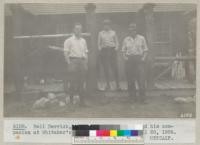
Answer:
[125,55,146,101]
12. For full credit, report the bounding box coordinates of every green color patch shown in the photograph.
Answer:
[117,130,124,136]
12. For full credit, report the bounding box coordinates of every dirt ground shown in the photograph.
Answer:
[4,87,195,118]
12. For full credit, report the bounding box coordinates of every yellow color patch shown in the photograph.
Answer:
[110,130,117,136]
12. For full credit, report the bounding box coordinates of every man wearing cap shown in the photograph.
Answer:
[122,23,148,103]
[98,19,120,90]
[64,23,88,106]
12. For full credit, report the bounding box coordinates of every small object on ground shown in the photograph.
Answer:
[33,92,61,109]
[32,92,80,109]
[184,96,195,103]
[40,79,45,84]
[174,97,187,102]
[33,97,49,109]
[59,101,66,107]
[47,93,57,100]
[174,96,195,103]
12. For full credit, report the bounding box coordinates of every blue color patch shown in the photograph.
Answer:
[123,130,131,136]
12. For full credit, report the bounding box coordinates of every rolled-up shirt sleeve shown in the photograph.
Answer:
[114,32,119,50]
[84,39,88,53]
[122,38,127,52]
[142,37,148,52]
[98,32,102,50]
[64,39,71,59]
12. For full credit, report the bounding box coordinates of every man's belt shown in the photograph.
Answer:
[102,46,116,49]
[69,57,85,59]
[127,54,142,57]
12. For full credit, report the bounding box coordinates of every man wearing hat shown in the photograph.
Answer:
[122,23,148,103]
[98,19,120,90]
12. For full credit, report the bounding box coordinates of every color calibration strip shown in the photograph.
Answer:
[73,129,142,137]
[72,124,144,144]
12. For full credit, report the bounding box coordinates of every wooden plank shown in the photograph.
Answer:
[14,33,91,39]
[155,56,195,61]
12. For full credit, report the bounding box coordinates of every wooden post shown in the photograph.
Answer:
[85,3,97,93]
[139,3,156,88]
[143,4,155,50]
[10,4,25,93]
[185,11,196,83]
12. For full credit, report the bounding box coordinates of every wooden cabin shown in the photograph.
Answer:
[4,3,197,90]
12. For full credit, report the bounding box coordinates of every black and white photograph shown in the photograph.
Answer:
[4,3,197,118]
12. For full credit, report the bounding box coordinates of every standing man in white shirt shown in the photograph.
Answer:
[122,23,148,103]
[64,23,88,105]
[98,19,120,90]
